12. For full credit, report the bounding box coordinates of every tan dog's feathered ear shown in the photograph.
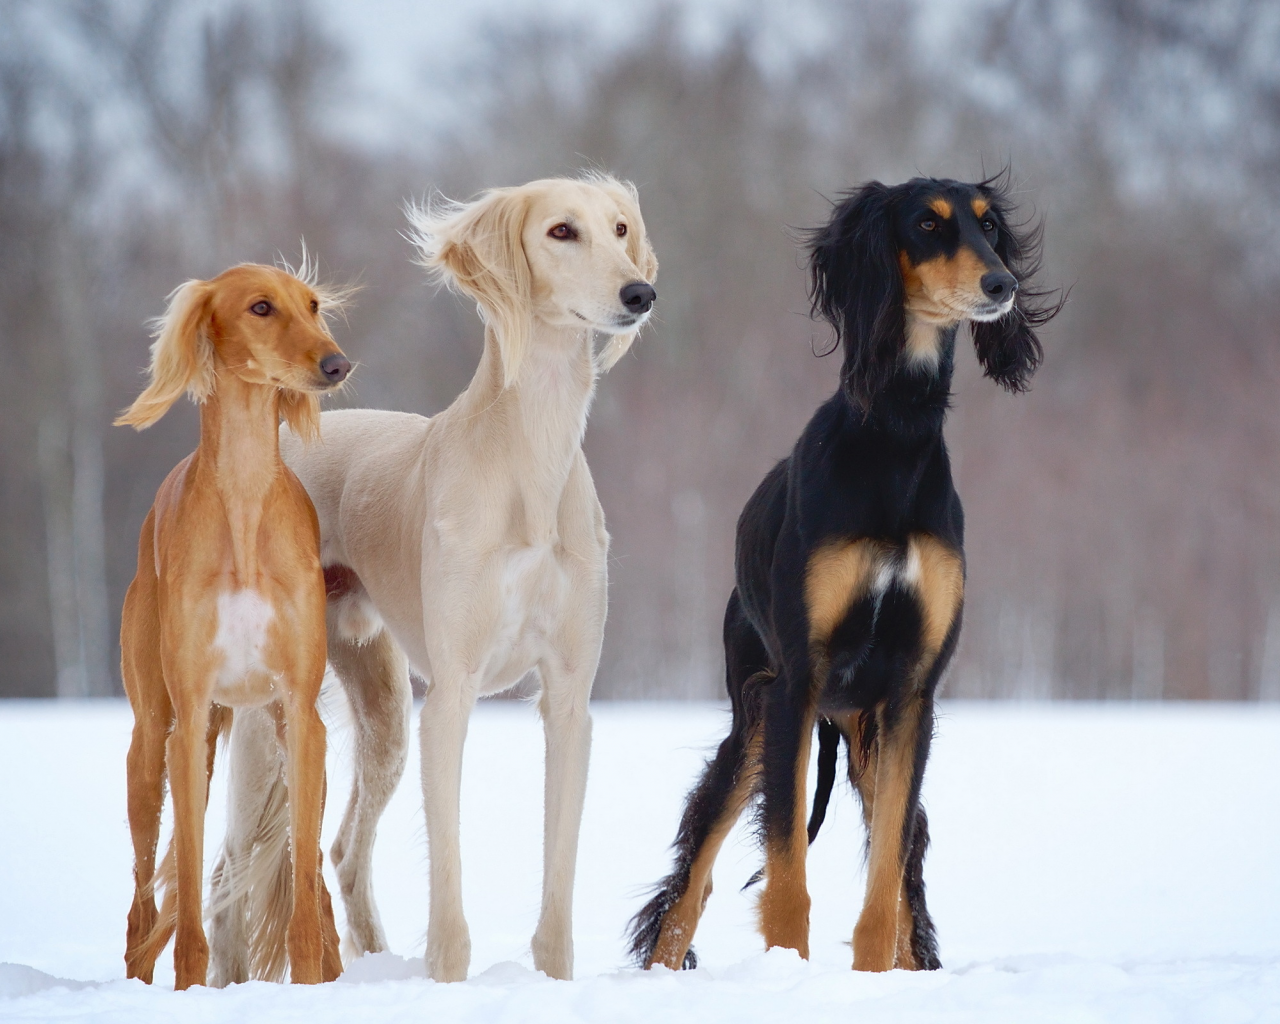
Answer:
[597,177,659,373]
[407,188,532,388]
[115,279,215,430]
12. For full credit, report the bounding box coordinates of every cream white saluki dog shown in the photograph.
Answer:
[214,175,657,983]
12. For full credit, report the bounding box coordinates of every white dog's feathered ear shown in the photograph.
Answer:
[115,279,215,430]
[595,177,659,373]
[407,188,532,388]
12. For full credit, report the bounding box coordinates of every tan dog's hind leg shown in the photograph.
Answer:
[318,848,343,982]
[121,531,172,984]
[327,625,411,957]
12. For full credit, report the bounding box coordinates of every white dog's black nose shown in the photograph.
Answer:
[981,271,1017,302]
[320,353,351,384]
[620,281,656,315]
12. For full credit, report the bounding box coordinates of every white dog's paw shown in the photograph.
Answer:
[531,928,573,981]
[425,928,471,983]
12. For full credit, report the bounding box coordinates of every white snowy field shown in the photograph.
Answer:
[1,698,1278,1022]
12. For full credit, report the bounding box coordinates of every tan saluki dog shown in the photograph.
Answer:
[117,263,350,989]
[216,175,657,983]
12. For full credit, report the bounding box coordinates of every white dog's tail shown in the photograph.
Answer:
[206,707,295,985]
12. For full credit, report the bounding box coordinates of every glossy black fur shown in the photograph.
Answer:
[628,175,1060,971]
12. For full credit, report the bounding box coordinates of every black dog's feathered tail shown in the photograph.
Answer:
[806,717,841,843]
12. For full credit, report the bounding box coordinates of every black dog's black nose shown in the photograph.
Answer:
[320,353,351,384]
[981,271,1018,301]
[620,281,656,315]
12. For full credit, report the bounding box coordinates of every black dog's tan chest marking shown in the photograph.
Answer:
[804,538,892,645]
[804,534,964,658]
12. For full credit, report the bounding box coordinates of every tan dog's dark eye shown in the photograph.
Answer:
[251,301,272,316]
[548,223,577,240]
[920,219,937,232]
[616,223,627,237]
[310,299,319,313]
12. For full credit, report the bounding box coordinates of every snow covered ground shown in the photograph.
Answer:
[1,698,1278,1022]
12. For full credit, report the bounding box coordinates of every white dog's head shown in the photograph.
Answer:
[408,174,659,386]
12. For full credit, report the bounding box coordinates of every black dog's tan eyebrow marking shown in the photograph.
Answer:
[927,197,953,218]
[971,197,990,217]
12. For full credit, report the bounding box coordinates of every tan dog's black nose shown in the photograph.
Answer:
[981,271,1017,302]
[621,281,656,315]
[320,353,351,384]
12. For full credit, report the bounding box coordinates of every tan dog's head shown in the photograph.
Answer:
[115,262,350,440]
[408,174,658,386]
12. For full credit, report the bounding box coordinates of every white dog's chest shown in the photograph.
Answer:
[482,544,569,686]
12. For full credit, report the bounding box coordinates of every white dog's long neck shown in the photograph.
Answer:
[457,322,597,542]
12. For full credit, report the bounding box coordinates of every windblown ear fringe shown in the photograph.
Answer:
[404,173,657,383]
[114,278,216,430]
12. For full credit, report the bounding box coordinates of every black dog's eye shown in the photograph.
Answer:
[919,219,937,232]
[250,301,272,316]
[616,223,627,237]
[981,219,996,233]
[548,223,577,240]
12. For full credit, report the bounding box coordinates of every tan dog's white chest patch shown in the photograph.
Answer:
[211,589,277,703]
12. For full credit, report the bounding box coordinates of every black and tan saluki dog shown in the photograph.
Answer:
[628,175,1061,973]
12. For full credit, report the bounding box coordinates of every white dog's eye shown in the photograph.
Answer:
[616,223,627,237]
[548,223,577,240]
[250,301,272,316]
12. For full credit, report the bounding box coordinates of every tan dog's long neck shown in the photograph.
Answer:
[196,363,286,581]
[458,322,596,542]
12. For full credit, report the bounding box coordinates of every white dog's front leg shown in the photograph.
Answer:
[420,675,476,982]
[531,669,593,980]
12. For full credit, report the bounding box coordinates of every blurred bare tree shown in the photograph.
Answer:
[1,0,1277,700]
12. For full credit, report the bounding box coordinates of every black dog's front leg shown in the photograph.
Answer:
[756,670,816,957]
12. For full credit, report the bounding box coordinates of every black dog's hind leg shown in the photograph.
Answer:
[901,804,940,969]
[628,590,767,970]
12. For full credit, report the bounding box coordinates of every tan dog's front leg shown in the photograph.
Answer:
[166,697,211,989]
[283,698,328,984]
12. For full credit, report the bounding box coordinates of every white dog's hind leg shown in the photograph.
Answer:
[420,672,478,982]
[208,706,288,986]
[327,626,412,958]
[530,662,594,981]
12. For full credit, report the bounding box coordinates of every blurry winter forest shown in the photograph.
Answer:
[3,0,1280,700]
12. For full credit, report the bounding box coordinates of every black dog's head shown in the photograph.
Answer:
[808,174,1062,412]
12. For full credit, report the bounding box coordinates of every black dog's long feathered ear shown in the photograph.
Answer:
[971,174,1066,392]
[808,182,904,412]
